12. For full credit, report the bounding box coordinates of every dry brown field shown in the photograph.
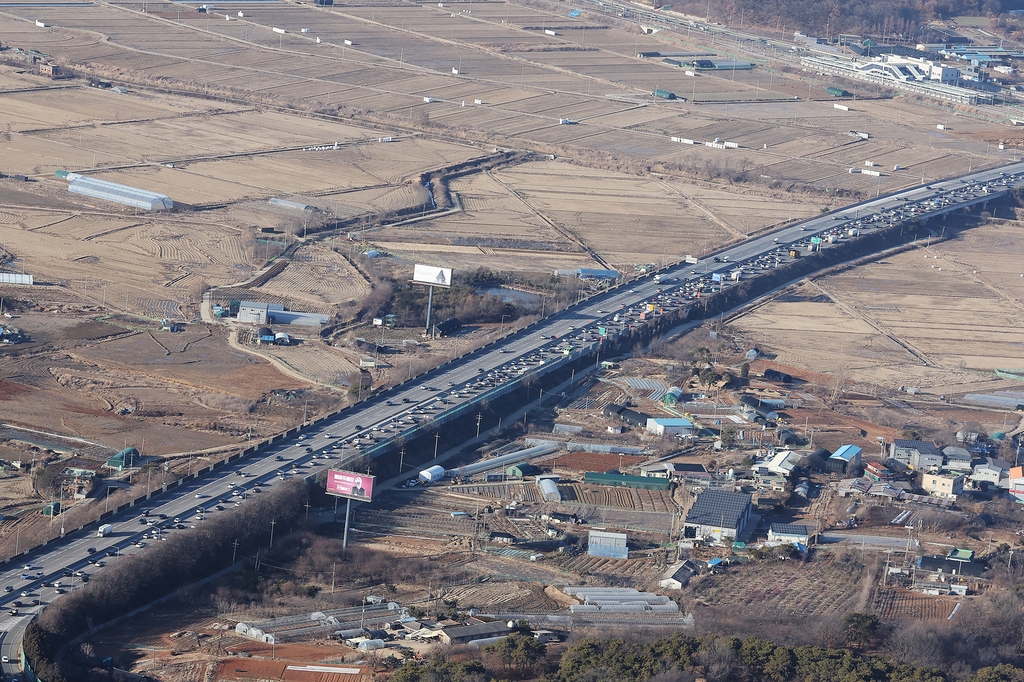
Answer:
[729,220,1024,395]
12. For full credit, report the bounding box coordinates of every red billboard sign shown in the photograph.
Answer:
[326,469,375,501]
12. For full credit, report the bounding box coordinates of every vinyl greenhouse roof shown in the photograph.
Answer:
[67,176,173,211]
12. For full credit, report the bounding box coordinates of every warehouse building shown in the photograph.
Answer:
[827,445,862,474]
[646,417,694,436]
[683,489,752,542]
[439,621,511,646]
[767,523,809,545]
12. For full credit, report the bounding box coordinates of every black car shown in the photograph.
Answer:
[30,599,40,606]
[402,397,411,403]
[62,570,73,577]
[86,547,96,554]
[12,601,23,608]
[106,549,118,557]
[354,425,363,430]
[275,455,284,461]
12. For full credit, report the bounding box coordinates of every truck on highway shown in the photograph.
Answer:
[653,274,662,283]
[97,523,113,537]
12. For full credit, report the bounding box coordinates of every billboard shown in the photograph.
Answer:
[412,264,453,288]
[326,469,375,501]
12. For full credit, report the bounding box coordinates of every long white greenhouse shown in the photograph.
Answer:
[66,176,173,211]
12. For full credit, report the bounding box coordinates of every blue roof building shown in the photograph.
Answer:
[827,444,862,474]
[646,417,694,436]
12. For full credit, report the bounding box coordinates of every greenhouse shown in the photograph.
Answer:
[59,172,173,211]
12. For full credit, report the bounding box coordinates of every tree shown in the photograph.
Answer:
[720,428,737,448]
[842,612,880,648]
[740,362,750,379]
[483,634,546,675]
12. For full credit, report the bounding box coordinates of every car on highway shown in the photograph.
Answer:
[87,547,96,554]
[3,586,11,593]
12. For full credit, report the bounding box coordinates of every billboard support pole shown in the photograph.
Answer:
[343,497,352,550]
[425,284,434,334]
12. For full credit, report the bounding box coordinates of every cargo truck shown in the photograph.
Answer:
[97,523,113,537]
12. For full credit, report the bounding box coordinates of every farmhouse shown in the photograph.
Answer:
[683,489,752,542]
[890,439,941,466]
[972,458,1011,487]
[767,523,809,545]
[942,446,973,471]
[921,472,965,500]
[758,450,799,478]
[659,560,700,589]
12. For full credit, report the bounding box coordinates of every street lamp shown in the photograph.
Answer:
[499,314,510,338]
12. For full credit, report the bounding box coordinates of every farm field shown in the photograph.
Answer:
[690,555,869,619]
[0,315,313,455]
[729,219,1024,394]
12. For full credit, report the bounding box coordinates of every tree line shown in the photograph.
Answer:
[23,480,308,682]
[387,629,1024,682]
[665,0,1014,42]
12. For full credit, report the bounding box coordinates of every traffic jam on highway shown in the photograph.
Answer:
[0,163,1022,668]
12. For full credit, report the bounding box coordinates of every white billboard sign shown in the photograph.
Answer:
[412,264,453,288]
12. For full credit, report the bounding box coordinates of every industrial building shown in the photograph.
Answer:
[56,171,173,211]
[587,530,628,559]
[646,417,693,436]
[800,54,991,104]
[683,489,752,542]
[237,300,329,326]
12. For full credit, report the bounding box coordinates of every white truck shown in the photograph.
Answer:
[97,523,113,537]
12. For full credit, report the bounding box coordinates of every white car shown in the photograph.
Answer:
[195,493,204,498]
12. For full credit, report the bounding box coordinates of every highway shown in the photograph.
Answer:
[2,159,1023,676]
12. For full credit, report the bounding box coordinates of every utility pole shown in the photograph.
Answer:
[270,519,276,548]
[476,413,482,438]
[305,502,311,522]
[434,433,440,458]
[232,539,239,564]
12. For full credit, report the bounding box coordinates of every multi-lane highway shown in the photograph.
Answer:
[3,160,1023,677]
